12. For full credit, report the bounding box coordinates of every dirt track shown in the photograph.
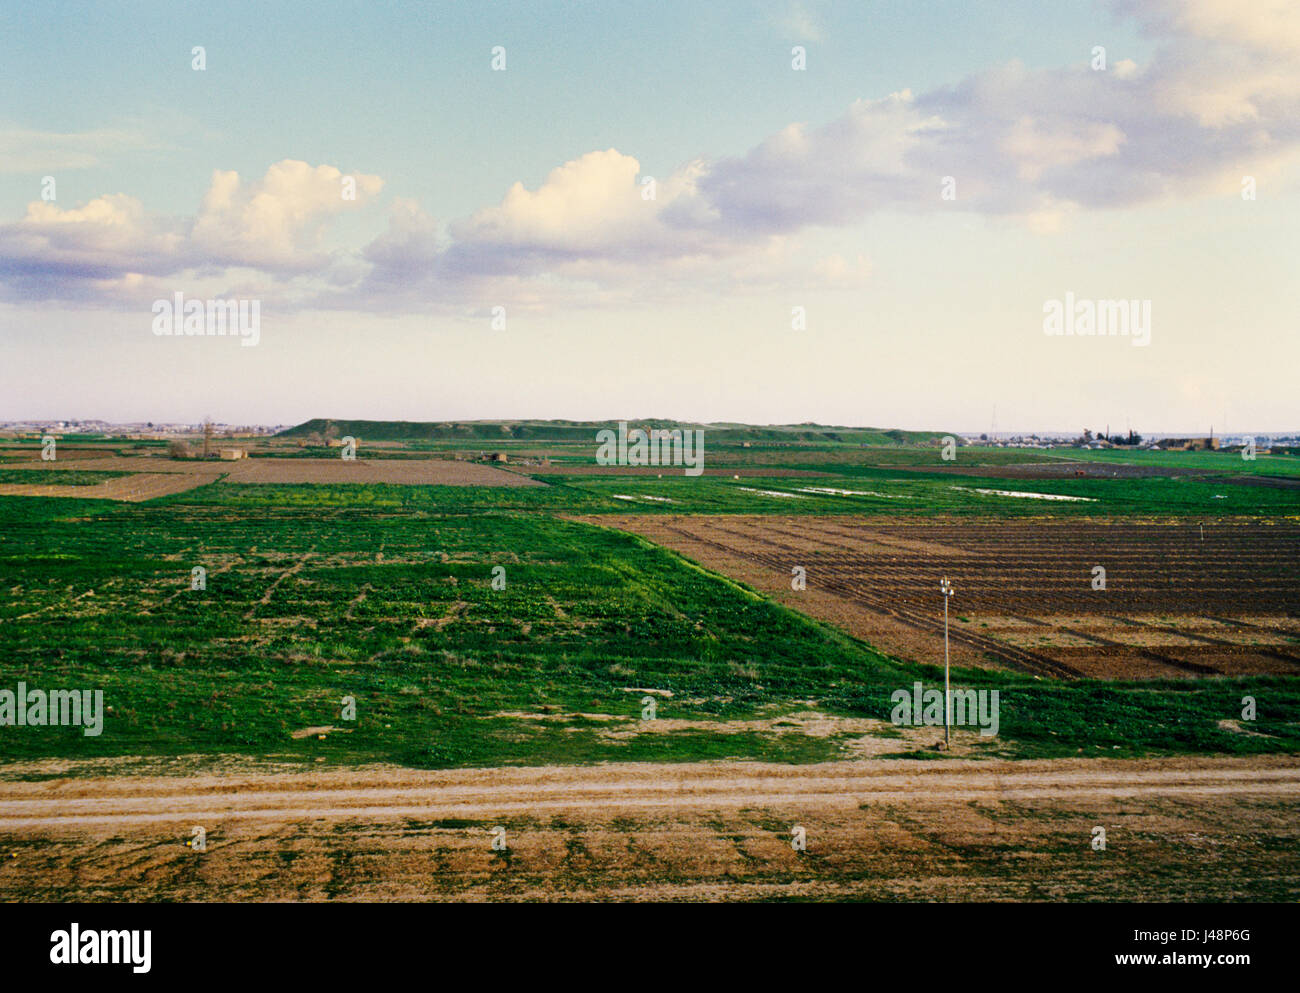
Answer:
[2,756,1298,901]
[2,756,1297,830]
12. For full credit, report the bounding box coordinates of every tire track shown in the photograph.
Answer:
[2,759,1296,831]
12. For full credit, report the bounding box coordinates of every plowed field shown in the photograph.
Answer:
[0,456,539,500]
[592,516,1300,679]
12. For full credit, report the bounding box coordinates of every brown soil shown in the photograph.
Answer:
[529,465,831,477]
[1,755,1295,901]
[0,456,541,500]
[586,515,1300,679]
[0,456,208,474]
[0,471,225,502]
[222,458,541,486]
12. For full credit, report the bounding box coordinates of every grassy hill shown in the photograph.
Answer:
[277,418,948,446]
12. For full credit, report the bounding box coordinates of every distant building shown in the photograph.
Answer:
[219,448,247,460]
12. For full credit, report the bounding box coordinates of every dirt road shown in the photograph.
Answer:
[2,756,1298,830]
[2,756,1297,901]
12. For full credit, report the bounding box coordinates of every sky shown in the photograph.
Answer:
[0,0,1297,433]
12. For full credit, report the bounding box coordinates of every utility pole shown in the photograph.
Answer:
[941,576,954,749]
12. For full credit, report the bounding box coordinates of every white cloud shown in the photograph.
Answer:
[3,0,1298,312]
[0,125,159,173]
[777,2,825,42]
[1000,117,1126,181]
[192,160,382,270]
[1118,0,1300,56]
[453,149,644,250]
[1116,0,1300,125]
[0,160,381,303]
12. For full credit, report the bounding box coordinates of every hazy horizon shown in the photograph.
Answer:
[2,412,1292,441]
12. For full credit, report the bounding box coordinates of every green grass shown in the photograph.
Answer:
[0,496,907,767]
[1061,447,1300,477]
[158,465,1300,518]
[558,470,1300,516]
[0,487,1297,771]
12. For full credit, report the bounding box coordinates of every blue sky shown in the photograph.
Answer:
[1,0,1296,432]
[0,1,1154,220]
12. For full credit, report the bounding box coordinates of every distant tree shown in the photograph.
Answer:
[167,439,191,458]
[1103,431,1142,446]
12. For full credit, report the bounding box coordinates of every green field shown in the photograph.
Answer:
[1054,446,1300,476]
[171,461,1300,518]
[2,461,1298,771]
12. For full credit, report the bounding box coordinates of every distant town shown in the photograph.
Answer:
[953,430,1300,453]
[0,419,1295,455]
[0,420,288,440]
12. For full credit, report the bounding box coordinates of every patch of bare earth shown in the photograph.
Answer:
[0,456,543,499]
[0,756,1296,901]
[0,471,223,501]
[493,707,987,757]
[529,465,831,477]
[583,515,1300,680]
[222,458,542,486]
[0,454,230,474]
